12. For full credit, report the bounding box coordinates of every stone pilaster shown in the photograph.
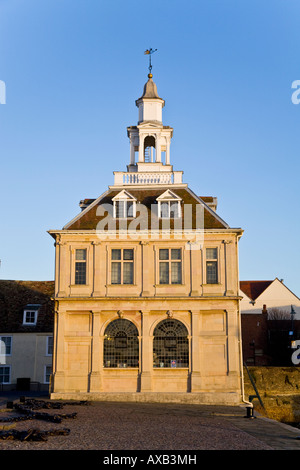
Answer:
[89,310,103,392]
[226,308,239,377]
[56,238,68,297]
[53,309,66,392]
[190,310,202,391]
[92,241,104,297]
[140,241,153,296]
[140,310,153,391]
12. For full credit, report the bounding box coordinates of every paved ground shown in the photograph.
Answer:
[0,391,300,455]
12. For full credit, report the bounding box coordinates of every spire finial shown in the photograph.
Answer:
[144,48,157,78]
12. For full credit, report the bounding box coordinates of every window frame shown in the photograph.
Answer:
[114,200,136,219]
[46,336,53,356]
[23,309,38,326]
[153,319,189,369]
[103,318,139,368]
[112,191,137,219]
[156,190,182,219]
[205,247,219,284]
[0,336,12,356]
[158,200,181,219]
[158,248,183,285]
[111,248,135,285]
[74,248,87,285]
[0,365,11,384]
[44,365,52,384]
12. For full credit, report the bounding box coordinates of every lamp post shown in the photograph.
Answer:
[290,305,296,364]
[290,305,296,338]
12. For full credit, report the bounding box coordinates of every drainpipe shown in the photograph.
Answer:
[236,233,253,411]
[237,300,253,409]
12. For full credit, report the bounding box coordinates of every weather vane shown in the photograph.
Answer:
[144,48,157,77]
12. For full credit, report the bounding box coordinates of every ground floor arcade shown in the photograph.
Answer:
[50,298,244,405]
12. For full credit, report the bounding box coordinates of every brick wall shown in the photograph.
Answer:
[241,312,270,365]
[242,312,300,366]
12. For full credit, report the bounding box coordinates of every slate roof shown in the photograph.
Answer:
[0,280,54,333]
[64,187,229,231]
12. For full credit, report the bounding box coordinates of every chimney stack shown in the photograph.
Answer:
[262,304,267,314]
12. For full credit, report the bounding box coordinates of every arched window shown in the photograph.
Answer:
[103,319,139,368]
[153,319,189,368]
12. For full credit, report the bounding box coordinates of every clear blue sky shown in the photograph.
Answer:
[0,0,299,296]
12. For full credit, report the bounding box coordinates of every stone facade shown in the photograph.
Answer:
[48,73,244,405]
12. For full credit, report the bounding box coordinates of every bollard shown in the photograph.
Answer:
[245,406,255,419]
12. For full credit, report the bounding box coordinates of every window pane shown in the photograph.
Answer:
[164,336,177,349]
[153,319,189,368]
[25,311,36,323]
[76,249,86,260]
[123,262,133,284]
[206,248,218,260]
[45,366,52,384]
[170,202,179,218]
[104,319,139,368]
[0,366,10,384]
[112,249,121,260]
[171,262,182,284]
[123,249,134,260]
[0,337,11,355]
[111,262,121,284]
[115,332,128,349]
[159,249,169,260]
[207,261,218,284]
[159,262,169,284]
[75,262,86,285]
[47,337,53,355]
[116,201,125,218]
[171,248,181,260]
[4,337,11,355]
[127,201,134,217]
[160,202,169,218]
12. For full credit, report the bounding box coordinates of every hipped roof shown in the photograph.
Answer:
[63,187,230,231]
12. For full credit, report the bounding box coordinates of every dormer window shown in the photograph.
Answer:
[157,190,182,218]
[115,200,134,218]
[160,201,180,218]
[23,305,40,325]
[112,190,136,219]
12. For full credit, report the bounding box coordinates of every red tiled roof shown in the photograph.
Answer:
[240,280,273,301]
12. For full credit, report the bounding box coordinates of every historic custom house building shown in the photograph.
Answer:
[48,60,245,404]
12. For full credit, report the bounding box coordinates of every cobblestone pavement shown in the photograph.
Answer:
[0,393,300,453]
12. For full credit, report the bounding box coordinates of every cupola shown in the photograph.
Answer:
[135,74,165,124]
[113,50,183,186]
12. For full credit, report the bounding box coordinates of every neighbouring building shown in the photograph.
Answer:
[0,280,54,391]
[48,70,245,405]
[240,278,300,318]
[240,279,300,365]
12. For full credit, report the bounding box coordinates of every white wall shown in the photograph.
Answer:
[1,333,53,386]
